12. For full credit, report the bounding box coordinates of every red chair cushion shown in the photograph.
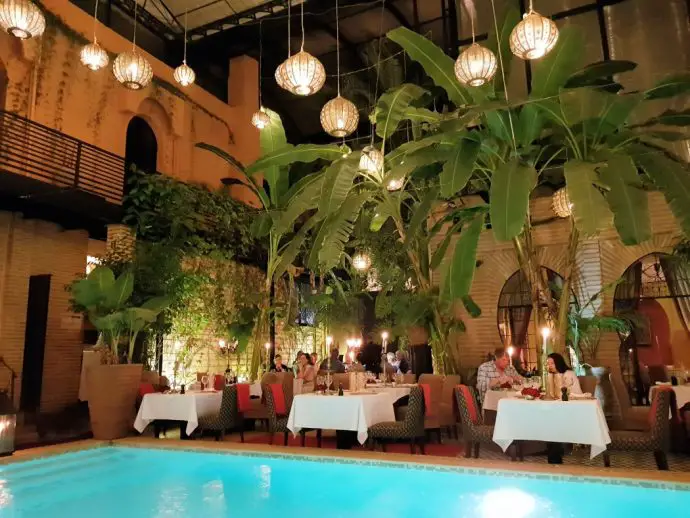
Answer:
[213,374,225,391]
[458,384,480,424]
[270,383,287,416]
[420,383,433,417]
[237,383,252,413]
[139,382,155,398]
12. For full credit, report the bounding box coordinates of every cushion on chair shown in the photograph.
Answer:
[420,384,433,417]
[139,383,155,397]
[236,383,252,413]
[269,384,287,416]
[369,421,405,439]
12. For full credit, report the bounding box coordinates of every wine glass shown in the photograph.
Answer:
[201,375,209,391]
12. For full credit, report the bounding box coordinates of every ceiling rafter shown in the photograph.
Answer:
[111,0,178,40]
[187,0,291,39]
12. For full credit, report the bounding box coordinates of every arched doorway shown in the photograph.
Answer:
[124,116,157,190]
[614,253,690,405]
[497,267,578,369]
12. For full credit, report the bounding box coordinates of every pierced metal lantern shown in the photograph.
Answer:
[352,251,371,272]
[0,0,45,39]
[320,95,359,137]
[455,43,498,87]
[359,146,384,177]
[0,390,16,456]
[552,187,572,218]
[275,59,290,91]
[280,50,326,96]
[113,50,153,90]
[174,61,196,87]
[251,108,271,130]
[80,40,109,71]
[387,178,404,191]
[510,9,559,60]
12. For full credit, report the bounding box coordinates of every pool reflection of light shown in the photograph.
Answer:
[0,480,12,508]
[259,465,271,499]
[478,488,536,518]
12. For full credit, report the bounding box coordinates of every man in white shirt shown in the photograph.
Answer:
[476,347,524,405]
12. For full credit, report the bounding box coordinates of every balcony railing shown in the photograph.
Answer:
[0,110,124,205]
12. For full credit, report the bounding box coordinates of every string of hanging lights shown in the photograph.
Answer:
[174,9,196,87]
[455,0,497,87]
[0,0,44,39]
[80,0,109,71]
[251,20,271,130]
[113,1,153,90]
[510,0,559,60]
[320,0,359,137]
[278,1,325,96]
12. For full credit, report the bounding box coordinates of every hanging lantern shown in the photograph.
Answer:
[510,8,559,60]
[174,61,196,87]
[320,95,359,137]
[352,251,371,273]
[552,187,572,218]
[251,108,271,130]
[80,40,109,71]
[359,146,384,177]
[275,59,290,91]
[455,43,497,87]
[281,50,326,96]
[387,178,404,191]
[0,0,44,39]
[113,50,153,90]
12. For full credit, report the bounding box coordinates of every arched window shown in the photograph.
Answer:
[125,116,157,179]
[614,253,690,405]
[497,267,577,368]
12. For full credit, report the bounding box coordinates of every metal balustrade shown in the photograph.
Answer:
[0,110,124,205]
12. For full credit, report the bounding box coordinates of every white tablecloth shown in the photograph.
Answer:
[250,382,262,397]
[364,386,412,402]
[134,391,222,436]
[493,398,611,459]
[649,385,690,410]
[483,389,517,412]
[287,393,395,444]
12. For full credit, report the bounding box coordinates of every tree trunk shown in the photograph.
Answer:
[554,225,579,353]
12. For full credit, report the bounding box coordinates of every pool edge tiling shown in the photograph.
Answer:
[2,437,690,493]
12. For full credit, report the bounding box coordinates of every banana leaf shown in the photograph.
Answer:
[489,158,537,241]
[564,160,613,237]
[375,84,428,139]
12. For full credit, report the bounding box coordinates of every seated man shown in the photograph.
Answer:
[476,347,524,405]
[320,348,346,373]
[272,354,290,373]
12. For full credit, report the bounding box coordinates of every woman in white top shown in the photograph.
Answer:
[546,352,582,397]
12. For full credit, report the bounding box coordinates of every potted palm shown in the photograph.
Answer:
[71,266,169,439]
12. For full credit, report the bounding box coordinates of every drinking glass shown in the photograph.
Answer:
[201,375,209,391]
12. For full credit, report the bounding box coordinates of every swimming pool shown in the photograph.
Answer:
[0,446,688,517]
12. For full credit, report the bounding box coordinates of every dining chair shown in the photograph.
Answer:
[197,384,244,442]
[609,372,648,431]
[603,388,672,470]
[402,373,417,383]
[244,372,278,428]
[454,385,502,460]
[647,365,669,385]
[418,374,443,443]
[439,375,461,439]
[265,384,321,447]
[577,375,597,396]
[368,386,426,454]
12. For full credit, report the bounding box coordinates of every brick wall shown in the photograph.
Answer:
[0,210,88,412]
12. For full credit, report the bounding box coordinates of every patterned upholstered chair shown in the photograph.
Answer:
[197,385,244,442]
[603,388,672,470]
[609,372,648,431]
[368,386,426,454]
[455,385,497,459]
[402,373,417,384]
[418,374,443,442]
[265,384,321,447]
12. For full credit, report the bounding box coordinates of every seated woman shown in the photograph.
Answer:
[546,352,583,396]
[296,352,315,392]
[395,350,410,374]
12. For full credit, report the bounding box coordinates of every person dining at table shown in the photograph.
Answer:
[395,350,410,374]
[272,354,290,373]
[546,352,582,397]
[476,347,524,404]
[296,352,316,391]
[320,347,346,373]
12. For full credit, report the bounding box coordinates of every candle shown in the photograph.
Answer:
[381,331,389,353]
[507,346,514,368]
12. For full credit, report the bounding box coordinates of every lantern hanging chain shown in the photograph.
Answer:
[490,0,517,154]
[461,0,476,44]
[259,19,264,106]
[300,0,306,51]
[132,0,138,51]
[287,0,291,58]
[183,9,188,63]
[336,0,340,96]
[370,0,386,147]
[92,0,100,42]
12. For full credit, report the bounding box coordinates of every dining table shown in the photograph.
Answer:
[287,391,396,448]
[363,384,413,403]
[134,390,222,437]
[493,397,611,461]
[649,384,690,411]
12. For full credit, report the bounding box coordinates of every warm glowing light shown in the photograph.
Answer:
[510,8,559,60]
[326,336,334,346]
[540,327,551,340]
[0,0,45,39]
[173,61,196,87]
[359,146,384,178]
[454,43,497,87]
[278,50,326,96]
[352,251,371,272]
[219,339,226,348]
[552,187,572,218]
[320,95,359,137]
[349,351,355,361]
[507,346,514,357]
[264,342,271,350]
[113,50,153,90]
[478,488,536,518]
[356,338,362,347]
[251,108,271,130]
[387,178,404,191]
[628,348,633,354]
[80,40,109,71]
[381,331,389,341]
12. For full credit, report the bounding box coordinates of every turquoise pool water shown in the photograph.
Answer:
[0,446,688,517]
